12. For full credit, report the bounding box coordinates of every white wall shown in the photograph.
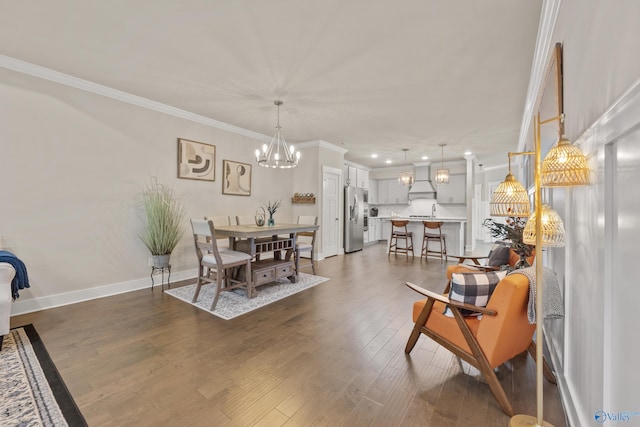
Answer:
[537,1,640,425]
[0,67,296,313]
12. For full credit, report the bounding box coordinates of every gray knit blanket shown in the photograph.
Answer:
[508,266,564,324]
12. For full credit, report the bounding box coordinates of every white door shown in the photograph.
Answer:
[322,167,341,257]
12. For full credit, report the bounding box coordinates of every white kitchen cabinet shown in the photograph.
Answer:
[377,178,409,205]
[356,168,369,189]
[389,179,409,204]
[368,179,378,204]
[368,218,383,242]
[381,218,391,242]
[344,165,358,187]
[344,164,369,189]
[377,180,389,204]
[436,173,466,204]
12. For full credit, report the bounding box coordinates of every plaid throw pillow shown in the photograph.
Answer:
[444,270,507,317]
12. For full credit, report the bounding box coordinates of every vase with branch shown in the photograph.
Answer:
[265,199,281,226]
[483,216,534,268]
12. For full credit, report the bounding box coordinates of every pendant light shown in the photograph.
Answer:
[490,153,531,217]
[255,100,300,168]
[397,148,414,186]
[435,144,449,184]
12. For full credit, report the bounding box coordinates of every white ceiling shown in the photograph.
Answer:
[0,0,542,169]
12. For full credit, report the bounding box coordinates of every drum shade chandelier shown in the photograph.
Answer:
[397,148,414,186]
[255,100,300,168]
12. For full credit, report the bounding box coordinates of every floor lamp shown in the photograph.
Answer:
[490,113,589,427]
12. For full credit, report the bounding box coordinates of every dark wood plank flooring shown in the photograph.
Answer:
[11,243,567,426]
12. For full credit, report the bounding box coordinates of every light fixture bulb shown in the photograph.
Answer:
[397,149,415,185]
[523,204,565,247]
[436,144,449,184]
[490,173,531,217]
[541,136,589,187]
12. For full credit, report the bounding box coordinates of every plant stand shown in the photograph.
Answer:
[150,264,171,291]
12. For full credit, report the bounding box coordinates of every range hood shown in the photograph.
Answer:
[408,164,436,199]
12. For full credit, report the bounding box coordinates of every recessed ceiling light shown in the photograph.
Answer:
[421,156,429,160]
[385,159,392,164]
[371,153,378,158]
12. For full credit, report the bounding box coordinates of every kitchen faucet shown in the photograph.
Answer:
[431,204,436,218]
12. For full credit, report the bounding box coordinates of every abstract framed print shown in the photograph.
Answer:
[177,138,215,181]
[222,160,251,196]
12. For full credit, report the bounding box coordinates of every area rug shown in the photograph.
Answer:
[165,272,330,320]
[0,324,86,426]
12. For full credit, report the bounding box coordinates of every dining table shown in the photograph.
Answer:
[213,223,319,283]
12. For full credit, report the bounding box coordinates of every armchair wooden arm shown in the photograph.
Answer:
[446,254,488,265]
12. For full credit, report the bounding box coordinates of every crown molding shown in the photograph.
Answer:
[0,54,272,143]
[297,139,348,154]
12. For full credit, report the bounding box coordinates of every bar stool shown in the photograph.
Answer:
[388,220,414,258]
[421,221,447,261]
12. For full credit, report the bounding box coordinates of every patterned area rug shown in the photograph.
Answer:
[0,324,86,426]
[165,273,330,320]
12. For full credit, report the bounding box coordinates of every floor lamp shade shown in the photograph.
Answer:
[522,204,565,247]
[490,173,531,217]
[541,137,589,187]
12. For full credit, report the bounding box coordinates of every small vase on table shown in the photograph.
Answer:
[268,214,275,227]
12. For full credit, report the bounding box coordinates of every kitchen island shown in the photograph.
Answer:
[379,217,466,257]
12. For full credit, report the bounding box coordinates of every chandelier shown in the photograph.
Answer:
[397,148,414,185]
[255,100,300,168]
[435,144,449,184]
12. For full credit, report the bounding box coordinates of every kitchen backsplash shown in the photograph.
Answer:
[373,199,466,218]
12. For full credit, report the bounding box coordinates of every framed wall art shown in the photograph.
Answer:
[222,160,252,196]
[177,138,216,181]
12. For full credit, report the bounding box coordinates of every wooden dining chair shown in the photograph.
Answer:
[190,219,253,310]
[235,215,255,225]
[295,216,317,274]
[205,216,231,249]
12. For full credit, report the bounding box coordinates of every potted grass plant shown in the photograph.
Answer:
[139,178,185,267]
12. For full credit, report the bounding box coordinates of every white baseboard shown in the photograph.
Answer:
[10,268,198,316]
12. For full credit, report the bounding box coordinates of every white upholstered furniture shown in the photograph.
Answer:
[190,219,253,310]
[0,263,16,350]
[295,216,317,274]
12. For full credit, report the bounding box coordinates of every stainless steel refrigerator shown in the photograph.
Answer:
[344,186,367,253]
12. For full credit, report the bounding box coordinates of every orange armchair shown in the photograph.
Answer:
[405,265,555,416]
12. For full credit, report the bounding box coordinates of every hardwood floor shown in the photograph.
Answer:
[11,243,567,426]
